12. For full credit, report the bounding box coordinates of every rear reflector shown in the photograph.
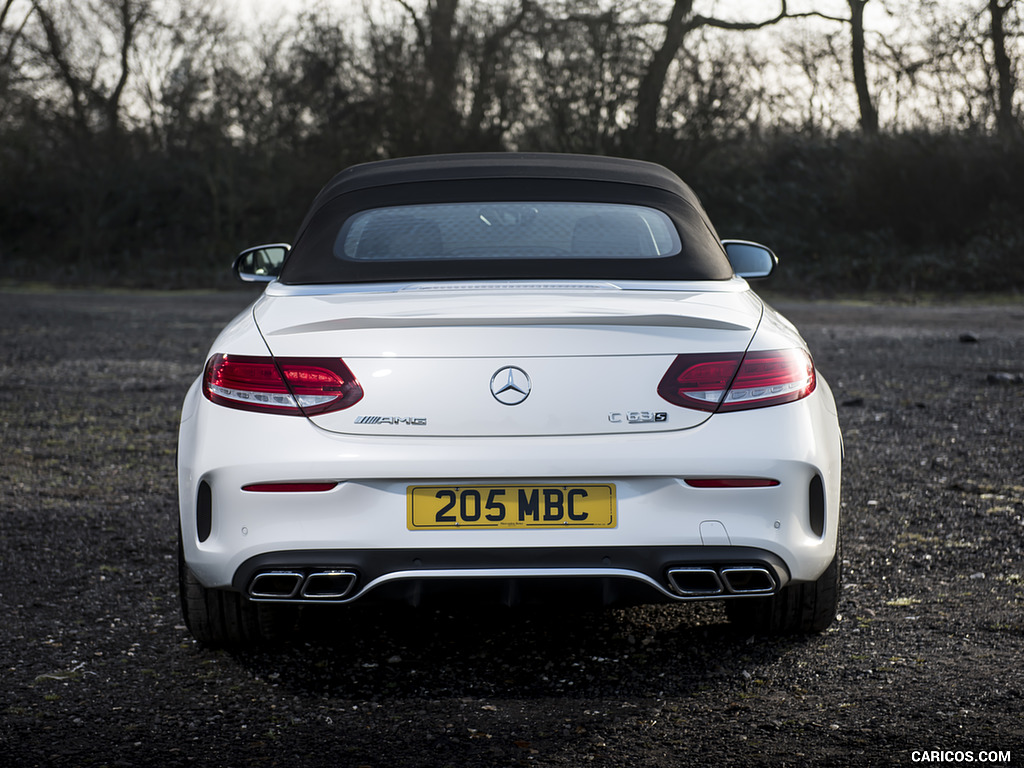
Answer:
[203,354,363,415]
[685,478,780,488]
[242,482,338,493]
[658,349,815,412]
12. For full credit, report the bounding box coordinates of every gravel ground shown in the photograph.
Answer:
[1,289,1022,768]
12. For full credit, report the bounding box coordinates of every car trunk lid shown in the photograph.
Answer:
[253,285,763,436]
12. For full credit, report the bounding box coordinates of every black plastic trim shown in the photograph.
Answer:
[232,546,790,602]
[809,474,826,538]
[196,481,212,543]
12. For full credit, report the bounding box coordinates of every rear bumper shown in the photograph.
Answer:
[178,377,842,596]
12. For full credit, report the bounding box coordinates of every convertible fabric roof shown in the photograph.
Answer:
[280,153,734,285]
[306,153,706,214]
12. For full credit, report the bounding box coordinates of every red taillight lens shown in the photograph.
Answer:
[658,349,815,412]
[202,354,363,415]
[242,483,338,492]
[685,478,780,488]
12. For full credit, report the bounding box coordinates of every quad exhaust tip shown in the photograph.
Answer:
[667,567,724,597]
[667,566,777,598]
[301,571,357,599]
[249,570,357,601]
[720,566,776,595]
[249,571,304,599]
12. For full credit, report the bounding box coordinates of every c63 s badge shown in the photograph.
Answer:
[609,411,668,424]
[355,416,427,426]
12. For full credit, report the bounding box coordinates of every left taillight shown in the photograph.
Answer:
[202,354,363,415]
[657,349,815,412]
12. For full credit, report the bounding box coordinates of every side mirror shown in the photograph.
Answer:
[722,240,778,280]
[233,244,290,283]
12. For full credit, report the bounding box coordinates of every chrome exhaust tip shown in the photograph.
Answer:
[249,571,304,599]
[300,571,357,600]
[720,567,777,594]
[667,567,725,597]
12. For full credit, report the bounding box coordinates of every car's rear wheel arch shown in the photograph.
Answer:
[178,527,296,649]
[725,530,842,635]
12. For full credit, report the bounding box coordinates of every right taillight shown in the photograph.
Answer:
[203,354,363,415]
[658,349,815,412]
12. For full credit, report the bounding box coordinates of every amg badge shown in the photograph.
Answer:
[355,416,427,426]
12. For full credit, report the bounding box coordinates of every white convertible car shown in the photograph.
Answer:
[177,153,842,647]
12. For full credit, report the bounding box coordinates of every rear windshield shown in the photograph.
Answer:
[336,202,682,261]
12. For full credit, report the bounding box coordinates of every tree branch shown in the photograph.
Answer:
[1,1,36,70]
[690,0,789,31]
[784,10,848,25]
[30,0,90,129]
[108,0,144,134]
[393,0,427,50]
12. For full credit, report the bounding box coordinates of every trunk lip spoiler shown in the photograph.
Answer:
[265,313,752,336]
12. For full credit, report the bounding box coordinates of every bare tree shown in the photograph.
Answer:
[988,0,1021,140]
[777,32,852,136]
[788,0,880,135]
[465,0,531,147]
[632,0,788,154]
[27,0,154,137]
[849,0,879,134]
[372,0,531,151]
[135,1,232,147]
[0,0,36,121]
[518,1,643,153]
[398,0,461,148]
[900,0,1022,136]
[661,33,766,148]
[1,0,34,74]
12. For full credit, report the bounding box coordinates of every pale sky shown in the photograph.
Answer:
[229,0,893,27]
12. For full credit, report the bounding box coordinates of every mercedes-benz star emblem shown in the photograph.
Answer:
[490,366,532,406]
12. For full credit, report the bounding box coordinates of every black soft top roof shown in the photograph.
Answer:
[307,153,705,214]
[280,153,733,285]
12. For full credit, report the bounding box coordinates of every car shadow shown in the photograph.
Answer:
[228,602,810,701]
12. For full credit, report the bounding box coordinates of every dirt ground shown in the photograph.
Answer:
[1,289,1022,767]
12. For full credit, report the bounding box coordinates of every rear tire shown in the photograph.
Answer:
[726,536,842,635]
[178,531,295,649]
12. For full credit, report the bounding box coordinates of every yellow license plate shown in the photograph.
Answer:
[407,484,616,530]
